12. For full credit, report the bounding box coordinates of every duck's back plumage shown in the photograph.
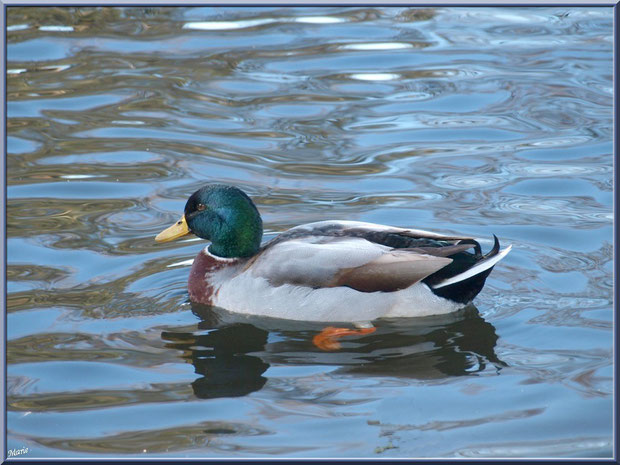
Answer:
[190,220,511,322]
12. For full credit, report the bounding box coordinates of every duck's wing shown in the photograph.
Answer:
[248,221,510,296]
[247,221,488,293]
[247,234,453,292]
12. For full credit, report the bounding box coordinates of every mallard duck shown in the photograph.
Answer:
[156,184,511,348]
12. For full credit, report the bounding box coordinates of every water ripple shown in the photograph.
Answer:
[349,73,401,81]
[183,14,345,31]
[339,42,415,51]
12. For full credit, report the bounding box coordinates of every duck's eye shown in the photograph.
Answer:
[196,203,206,211]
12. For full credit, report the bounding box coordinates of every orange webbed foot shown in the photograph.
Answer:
[313,326,376,351]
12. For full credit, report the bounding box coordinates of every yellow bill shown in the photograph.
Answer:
[155,215,191,242]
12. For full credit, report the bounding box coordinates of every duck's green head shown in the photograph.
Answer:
[155,184,263,258]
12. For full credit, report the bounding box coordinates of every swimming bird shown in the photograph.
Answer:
[156,184,511,349]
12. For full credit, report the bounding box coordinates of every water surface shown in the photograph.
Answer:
[6,6,613,458]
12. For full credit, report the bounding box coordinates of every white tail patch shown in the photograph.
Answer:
[431,245,512,290]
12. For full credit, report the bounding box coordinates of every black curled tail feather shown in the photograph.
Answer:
[456,238,482,258]
[485,235,500,259]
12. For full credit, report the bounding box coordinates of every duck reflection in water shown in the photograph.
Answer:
[161,322,269,399]
[162,303,507,399]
